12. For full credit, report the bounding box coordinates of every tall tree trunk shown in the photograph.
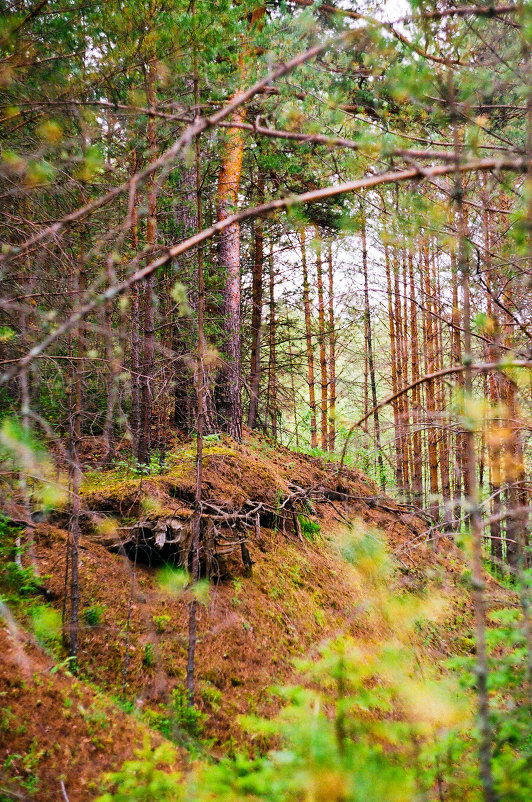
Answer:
[393,248,407,497]
[137,60,157,465]
[408,252,423,505]
[327,241,336,452]
[288,331,300,451]
[173,85,217,437]
[451,250,465,524]
[129,151,141,451]
[423,243,439,523]
[173,148,197,433]
[301,229,318,449]
[402,253,413,492]
[67,224,85,659]
[433,249,452,528]
[453,108,495,801]
[101,107,118,463]
[247,173,264,429]
[315,229,328,451]
[482,196,503,569]
[361,214,384,490]
[187,27,206,704]
[385,244,404,494]
[266,239,277,438]
[215,6,264,441]
[215,103,245,441]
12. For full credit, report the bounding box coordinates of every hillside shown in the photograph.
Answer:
[0,432,495,801]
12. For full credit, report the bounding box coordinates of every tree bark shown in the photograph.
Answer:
[301,229,318,449]
[215,6,265,442]
[327,241,336,452]
[187,25,206,704]
[408,251,423,505]
[266,239,277,438]
[453,107,495,801]
[361,215,384,490]
[129,151,141,451]
[315,229,328,451]
[137,60,157,465]
[385,243,404,493]
[423,243,439,523]
[247,172,264,429]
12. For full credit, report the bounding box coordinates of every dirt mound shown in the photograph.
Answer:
[75,430,439,576]
[0,432,470,800]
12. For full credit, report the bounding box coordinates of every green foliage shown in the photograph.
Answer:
[231,578,243,607]
[0,418,65,509]
[112,452,171,477]
[152,613,171,634]
[92,521,532,800]
[157,567,189,595]
[143,686,206,746]
[297,514,320,541]
[0,517,42,602]
[32,605,61,649]
[177,525,468,800]
[83,604,106,628]
[96,742,182,802]
[141,644,155,668]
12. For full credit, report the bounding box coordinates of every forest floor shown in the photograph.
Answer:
[0,431,511,801]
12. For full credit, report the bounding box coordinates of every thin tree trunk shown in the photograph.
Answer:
[450,250,464,523]
[423,243,439,522]
[361,214,384,490]
[402,253,413,492]
[408,252,423,505]
[288,331,299,451]
[453,107,495,801]
[301,229,317,449]
[187,28,205,704]
[266,239,277,438]
[393,249,407,497]
[68,229,85,659]
[433,249,452,529]
[102,103,118,463]
[129,151,141,451]
[327,241,336,452]
[247,172,264,429]
[137,60,157,465]
[315,229,328,451]
[385,243,404,493]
